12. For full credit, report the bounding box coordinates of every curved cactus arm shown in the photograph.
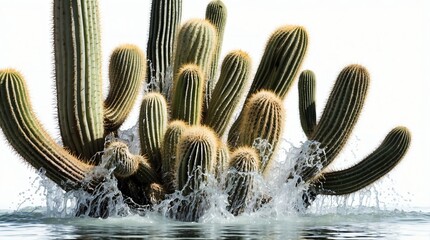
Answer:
[228,25,307,146]
[172,19,217,87]
[104,45,146,133]
[171,64,204,125]
[296,65,369,182]
[53,0,104,161]
[204,50,252,136]
[309,126,411,196]
[139,93,168,171]
[298,70,317,138]
[225,147,260,216]
[236,90,285,172]
[204,0,227,113]
[0,70,93,190]
[161,120,188,193]
[146,0,182,94]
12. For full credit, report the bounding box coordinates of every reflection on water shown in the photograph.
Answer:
[1,210,430,239]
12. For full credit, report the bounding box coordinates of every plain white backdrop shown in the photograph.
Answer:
[0,0,429,210]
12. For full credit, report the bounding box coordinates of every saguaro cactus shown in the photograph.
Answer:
[298,70,317,138]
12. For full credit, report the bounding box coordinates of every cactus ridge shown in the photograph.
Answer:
[139,92,168,170]
[171,64,204,125]
[238,90,285,171]
[0,70,93,189]
[146,0,182,93]
[104,44,146,132]
[298,70,317,138]
[226,147,260,215]
[312,126,411,195]
[53,0,104,161]
[161,120,188,193]
[204,50,252,136]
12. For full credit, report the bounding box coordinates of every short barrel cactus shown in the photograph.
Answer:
[0,0,410,222]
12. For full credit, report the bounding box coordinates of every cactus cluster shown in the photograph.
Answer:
[0,0,411,222]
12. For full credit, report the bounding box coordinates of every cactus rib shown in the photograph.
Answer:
[298,70,317,138]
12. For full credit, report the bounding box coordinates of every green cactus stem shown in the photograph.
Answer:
[172,19,217,84]
[0,70,93,189]
[146,0,182,93]
[215,142,229,182]
[171,64,204,125]
[176,126,217,195]
[53,0,104,161]
[307,126,411,198]
[161,120,188,193]
[296,64,369,182]
[225,147,260,216]
[139,92,168,171]
[298,70,317,138]
[204,50,252,136]
[228,25,308,147]
[237,90,285,172]
[104,44,146,133]
[204,0,227,113]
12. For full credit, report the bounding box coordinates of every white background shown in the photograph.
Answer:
[0,0,429,210]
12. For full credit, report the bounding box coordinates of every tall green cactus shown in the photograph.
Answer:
[204,50,252,136]
[104,45,146,132]
[171,64,204,125]
[146,0,182,94]
[204,0,227,113]
[228,25,308,147]
[298,70,317,138]
[237,90,285,172]
[53,0,104,161]
[176,126,218,195]
[0,70,93,189]
[172,19,217,86]
[225,147,260,215]
[295,64,369,182]
[161,120,188,193]
[139,92,168,171]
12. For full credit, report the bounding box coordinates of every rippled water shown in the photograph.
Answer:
[1,208,430,239]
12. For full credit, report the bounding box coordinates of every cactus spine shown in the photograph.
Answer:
[0,70,93,189]
[139,92,168,171]
[104,45,146,132]
[53,0,104,161]
[298,70,317,138]
[146,0,182,93]
[225,147,260,215]
[204,50,252,136]
[171,65,204,125]
[238,90,285,172]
